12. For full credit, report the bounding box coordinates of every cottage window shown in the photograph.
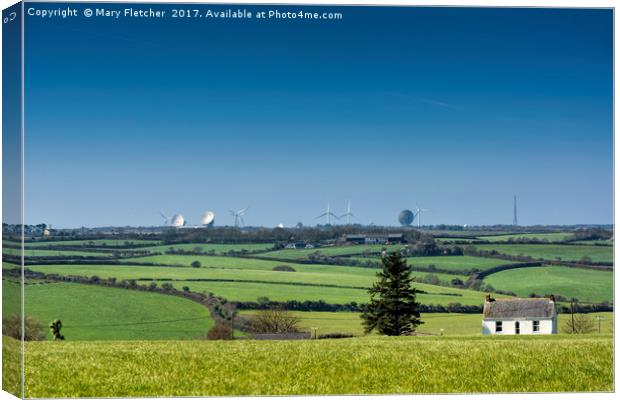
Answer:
[533,320,540,332]
[495,321,502,332]
[515,321,520,334]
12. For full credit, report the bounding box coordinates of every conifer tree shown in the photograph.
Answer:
[361,252,422,335]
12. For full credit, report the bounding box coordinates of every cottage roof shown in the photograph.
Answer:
[483,298,555,319]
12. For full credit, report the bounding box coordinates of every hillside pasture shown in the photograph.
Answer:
[139,243,274,254]
[256,244,408,260]
[3,247,112,257]
[26,264,488,305]
[350,255,508,273]
[23,239,161,248]
[475,232,573,242]
[473,244,613,263]
[483,266,613,303]
[20,335,613,397]
[2,280,213,340]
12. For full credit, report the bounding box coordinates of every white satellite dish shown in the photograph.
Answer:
[201,211,215,226]
[171,214,185,227]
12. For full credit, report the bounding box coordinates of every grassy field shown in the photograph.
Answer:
[257,244,408,260]
[22,239,161,248]
[2,280,213,340]
[240,311,614,336]
[16,335,612,397]
[3,247,112,257]
[350,255,506,273]
[139,243,274,254]
[483,266,613,303]
[474,244,613,263]
[475,232,573,242]
[26,263,488,305]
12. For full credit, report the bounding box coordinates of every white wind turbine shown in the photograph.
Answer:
[316,203,340,225]
[414,205,430,228]
[340,200,357,225]
[230,207,248,227]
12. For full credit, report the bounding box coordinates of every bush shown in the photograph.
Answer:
[2,314,45,341]
[207,324,232,340]
[319,332,354,339]
[562,314,596,334]
[191,261,201,268]
[272,265,296,272]
[251,308,300,333]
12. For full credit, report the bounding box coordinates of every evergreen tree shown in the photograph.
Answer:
[361,252,422,335]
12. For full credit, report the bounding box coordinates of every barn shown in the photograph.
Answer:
[482,295,557,335]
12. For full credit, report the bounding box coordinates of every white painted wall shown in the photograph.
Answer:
[482,318,556,335]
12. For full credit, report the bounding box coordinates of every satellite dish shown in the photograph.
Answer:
[398,209,414,226]
[201,211,215,226]
[171,214,185,227]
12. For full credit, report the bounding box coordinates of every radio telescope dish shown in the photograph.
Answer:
[171,214,185,227]
[201,211,215,226]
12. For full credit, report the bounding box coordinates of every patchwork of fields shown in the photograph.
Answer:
[1,231,613,396]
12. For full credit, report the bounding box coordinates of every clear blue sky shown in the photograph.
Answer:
[23,5,613,228]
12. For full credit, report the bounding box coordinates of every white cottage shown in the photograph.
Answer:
[482,295,557,335]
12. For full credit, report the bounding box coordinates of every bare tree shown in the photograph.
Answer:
[251,308,300,333]
[562,314,596,334]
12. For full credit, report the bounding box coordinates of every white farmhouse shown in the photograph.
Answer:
[482,295,557,335]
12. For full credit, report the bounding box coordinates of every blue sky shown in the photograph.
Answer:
[23,5,613,228]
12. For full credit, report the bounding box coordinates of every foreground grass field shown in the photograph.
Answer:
[240,311,614,336]
[473,244,613,263]
[483,266,613,303]
[3,280,213,340]
[16,335,612,397]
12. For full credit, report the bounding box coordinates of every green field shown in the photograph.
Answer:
[3,247,112,257]
[239,311,614,336]
[350,255,506,273]
[22,239,161,248]
[25,262,489,305]
[139,243,274,254]
[474,244,613,263]
[476,232,573,242]
[2,280,213,340]
[257,244,408,260]
[483,266,613,303]
[14,335,612,397]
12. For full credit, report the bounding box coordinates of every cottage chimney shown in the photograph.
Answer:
[549,294,555,302]
[485,294,495,303]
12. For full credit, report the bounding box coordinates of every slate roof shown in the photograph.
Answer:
[483,298,555,319]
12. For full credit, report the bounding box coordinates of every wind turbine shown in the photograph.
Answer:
[340,200,357,225]
[159,212,170,226]
[414,205,430,228]
[230,207,248,227]
[316,203,340,225]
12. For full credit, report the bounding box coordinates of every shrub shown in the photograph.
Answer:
[319,332,354,339]
[2,314,45,341]
[182,286,190,292]
[272,265,296,272]
[191,261,201,268]
[207,324,232,340]
[562,314,596,334]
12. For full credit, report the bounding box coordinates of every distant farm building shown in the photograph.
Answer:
[482,295,557,335]
[343,233,404,245]
[284,242,315,249]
